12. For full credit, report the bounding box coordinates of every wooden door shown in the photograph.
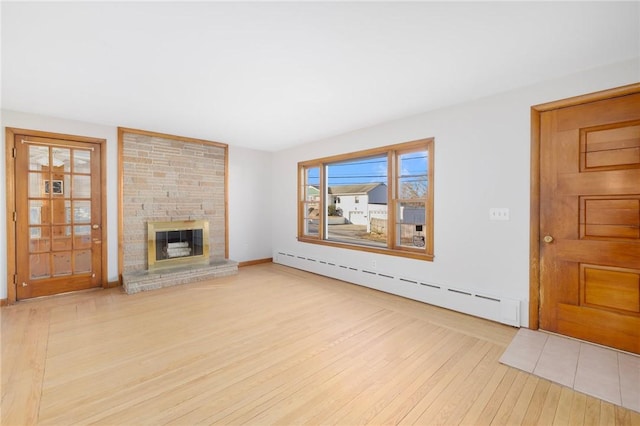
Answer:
[538,91,640,354]
[14,135,103,299]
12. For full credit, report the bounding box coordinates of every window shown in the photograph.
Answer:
[298,138,434,261]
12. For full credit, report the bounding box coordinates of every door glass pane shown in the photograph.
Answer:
[29,200,48,225]
[63,175,71,198]
[52,148,71,172]
[53,252,72,276]
[72,175,91,198]
[29,228,42,245]
[30,227,50,252]
[30,253,50,279]
[73,150,91,173]
[74,250,92,274]
[73,201,91,223]
[51,200,71,225]
[52,226,72,251]
[29,145,49,170]
[74,226,92,249]
[28,173,46,198]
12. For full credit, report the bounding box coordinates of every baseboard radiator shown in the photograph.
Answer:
[274,250,521,327]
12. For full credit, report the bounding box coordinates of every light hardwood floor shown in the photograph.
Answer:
[2,263,639,425]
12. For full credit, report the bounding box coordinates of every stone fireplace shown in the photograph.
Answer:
[120,128,237,294]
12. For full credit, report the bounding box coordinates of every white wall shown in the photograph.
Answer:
[0,111,274,299]
[228,145,273,262]
[271,58,640,327]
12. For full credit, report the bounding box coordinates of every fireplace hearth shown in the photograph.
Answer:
[122,218,237,294]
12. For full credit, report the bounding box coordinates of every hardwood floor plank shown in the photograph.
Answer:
[307,323,446,424]
[456,362,510,425]
[472,367,519,424]
[489,370,529,425]
[505,374,540,425]
[369,334,478,424]
[626,408,640,426]
[553,386,575,425]
[615,404,637,426]
[410,342,501,425]
[1,305,29,391]
[398,339,493,424]
[401,341,504,425]
[600,401,617,425]
[537,382,563,425]
[568,392,587,425]
[308,325,450,425]
[1,308,50,426]
[521,378,551,425]
[583,395,602,426]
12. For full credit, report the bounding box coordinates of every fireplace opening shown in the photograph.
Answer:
[156,229,205,260]
[148,220,210,270]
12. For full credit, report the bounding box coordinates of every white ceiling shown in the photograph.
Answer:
[2,2,639,151]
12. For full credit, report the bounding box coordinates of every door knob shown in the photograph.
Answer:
[543,235,554,243]
[92,224,100,229]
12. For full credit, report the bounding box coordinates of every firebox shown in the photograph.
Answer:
[147,220,210,270]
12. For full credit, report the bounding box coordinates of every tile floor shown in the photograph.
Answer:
[500,328,640,413]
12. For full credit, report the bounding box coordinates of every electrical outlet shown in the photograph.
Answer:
[489,208,510,221]
[371,260,377,269]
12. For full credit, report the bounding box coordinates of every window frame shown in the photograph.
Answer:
[298,138,434,261]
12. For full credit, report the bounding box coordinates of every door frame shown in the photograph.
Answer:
[529,82,640,329]
[5,127,108,304]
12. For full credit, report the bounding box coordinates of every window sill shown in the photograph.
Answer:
[297,236,434,262]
